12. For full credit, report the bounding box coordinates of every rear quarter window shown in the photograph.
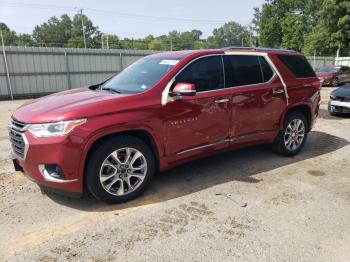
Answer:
[278,55,316,78]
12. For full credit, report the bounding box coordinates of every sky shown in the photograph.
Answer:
[0,0,265,38]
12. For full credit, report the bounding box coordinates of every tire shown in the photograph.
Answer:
[85,136,155,204]
[272,111,308,156]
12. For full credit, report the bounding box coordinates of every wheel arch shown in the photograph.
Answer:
[82,129,161,190]
[281,104,312,132]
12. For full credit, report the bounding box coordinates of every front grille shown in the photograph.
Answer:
[9,120,28,159]
[333,106,350,114]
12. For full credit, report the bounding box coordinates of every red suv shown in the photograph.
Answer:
[9,48,321,203]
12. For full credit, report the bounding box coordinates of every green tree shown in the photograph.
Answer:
[0,22,18,45]
[148,35,168,51]
[106,35,123,49]
[32,14,72,47]
[304,0,350,56]
[66,36,85,48]
[256,0,311,48]
[207,21,250,48]
[16,34,35,46]
[281,14,308,51]
[70,14,100,48]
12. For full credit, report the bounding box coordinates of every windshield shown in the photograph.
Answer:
[101,57,180,94]
[318,67,339,73]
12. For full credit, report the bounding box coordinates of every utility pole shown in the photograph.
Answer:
[79,9,87,49]
[106,35,109,49]
[1,31,13,100]
[101,35,104,49]
[170,39,173,51]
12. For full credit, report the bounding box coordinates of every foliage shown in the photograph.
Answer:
[0,22,18,45]
[255,0,350,55]
[32,14,73,47]
[1,2,349,55]
[304,0,350,55]
[207,22,250,48]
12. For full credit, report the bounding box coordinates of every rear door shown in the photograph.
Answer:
[223,54,286,142]
[163,55,231,160]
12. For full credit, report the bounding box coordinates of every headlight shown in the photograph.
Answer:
[28,118,87,138]
[330,95,336,100]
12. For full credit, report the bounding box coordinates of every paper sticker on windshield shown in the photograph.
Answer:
[159,59,179,66]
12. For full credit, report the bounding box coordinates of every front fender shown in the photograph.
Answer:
[75,111,166,187]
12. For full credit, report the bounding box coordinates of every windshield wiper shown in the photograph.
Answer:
[99,87,121,94]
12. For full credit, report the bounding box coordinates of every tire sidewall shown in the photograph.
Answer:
[85,136,155,204]
[280,112,308,155]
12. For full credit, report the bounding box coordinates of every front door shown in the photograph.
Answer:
[163,55,231,160]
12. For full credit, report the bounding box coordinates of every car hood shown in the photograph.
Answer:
[316,72,334,78]
[331,85,350,98]
[12,87,132,123]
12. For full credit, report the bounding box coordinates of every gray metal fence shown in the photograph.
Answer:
[335,57,350,67]
[1,46,347,100]
[0,46,155,99]
[306,56,335,70]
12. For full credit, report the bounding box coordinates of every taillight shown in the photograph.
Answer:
[312,81,322,90]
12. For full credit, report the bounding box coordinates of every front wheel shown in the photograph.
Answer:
[272,111,308,156]
[85,136,155,204]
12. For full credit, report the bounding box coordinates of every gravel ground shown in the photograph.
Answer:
[1,88,350,262]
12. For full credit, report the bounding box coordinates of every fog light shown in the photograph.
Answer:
[38,164,77,183]
[45,164,64,179]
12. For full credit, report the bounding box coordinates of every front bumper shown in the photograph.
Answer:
[329,100,350,114]
[11,131,84,193]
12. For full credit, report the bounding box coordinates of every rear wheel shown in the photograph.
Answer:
[86,136,155,204]
[272,111,308,156]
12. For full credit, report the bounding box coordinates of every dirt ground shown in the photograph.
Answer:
[1,88,350,262]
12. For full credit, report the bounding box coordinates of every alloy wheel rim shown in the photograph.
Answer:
[284,119,305,151]
[99,147,147,196]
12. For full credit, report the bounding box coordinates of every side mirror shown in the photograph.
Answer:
[169,83,196,97]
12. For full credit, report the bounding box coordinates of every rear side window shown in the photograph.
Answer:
[175,56,224,92]
[278,55,316,78]
[224,55,269,87]
[258,56,274,82]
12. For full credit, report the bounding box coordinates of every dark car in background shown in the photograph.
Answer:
[316,65,350,87]
[328,85,350,115]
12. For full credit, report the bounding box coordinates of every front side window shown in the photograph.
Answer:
[224,55,264,87]
[102,57,179,94]
[175,56,224,92]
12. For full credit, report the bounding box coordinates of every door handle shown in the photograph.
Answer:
[215,98,229,104]
[272,88,284,95]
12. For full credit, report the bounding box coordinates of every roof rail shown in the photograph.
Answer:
[222,46,297,53]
